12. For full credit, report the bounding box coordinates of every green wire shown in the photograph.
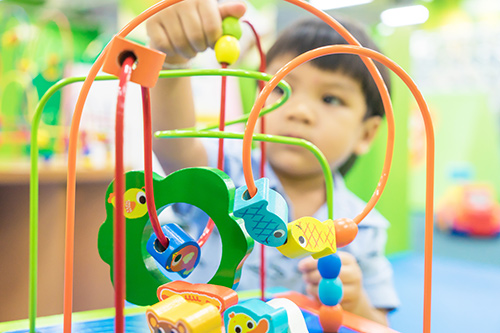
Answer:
[28,68,290,332]
[155,130,334,219]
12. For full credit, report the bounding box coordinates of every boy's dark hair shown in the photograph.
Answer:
[266,16,391,119]
[266,17,391,175]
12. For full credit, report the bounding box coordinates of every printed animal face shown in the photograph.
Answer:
[147,311,187,333]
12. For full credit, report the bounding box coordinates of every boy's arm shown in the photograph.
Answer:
[150,75,207,173]
[146,0,246,173]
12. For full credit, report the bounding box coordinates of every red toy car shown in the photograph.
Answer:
[436,184,500,237]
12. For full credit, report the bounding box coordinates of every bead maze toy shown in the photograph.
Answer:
[15,0,436,332]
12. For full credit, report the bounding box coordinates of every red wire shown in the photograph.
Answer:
[142,86,170,249]
[244,19,268,301]
[114,56,134,333]
[218,63,228,170]
[198,63,228,247]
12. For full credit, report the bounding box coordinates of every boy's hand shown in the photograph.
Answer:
[298,251,363,313]
[146,0,246,64]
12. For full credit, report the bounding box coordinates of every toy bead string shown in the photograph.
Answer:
[243,44,434,332]
[142,86,170,249]
[29,68,289,332]
[113,56,135,332]
[244,19,268,302]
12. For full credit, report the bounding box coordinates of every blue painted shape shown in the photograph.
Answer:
[234,177,288,247]
[318,278,343,306]
[318,253,342,279]
[146,223,200,278]
[224,298,288,333]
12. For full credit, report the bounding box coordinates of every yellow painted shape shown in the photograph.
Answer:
[107,187,148,219]
[312,219,337,259]
[146,295,222,333]
[278,217,337,259]
[159,288,223,311]
[227,312,258,333]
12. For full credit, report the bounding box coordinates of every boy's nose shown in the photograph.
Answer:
[285,102,314,125]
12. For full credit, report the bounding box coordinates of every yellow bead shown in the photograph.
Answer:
[214,35,240,65]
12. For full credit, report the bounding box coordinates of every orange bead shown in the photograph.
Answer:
[334,218,358,248]
[319,304,343,332]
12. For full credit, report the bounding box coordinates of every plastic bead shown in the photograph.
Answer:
[224,299,288,333]
[318,278,343,306]
[234,177,288,247]
[146,295,221,333]
[222,16,242,39]
[102,35,165,88]
[214,35,240,65]
[332,218,358,248]
[277,217,336,258]
[317,253,342,279]
[146,223,201,278]
[319,304,343,333]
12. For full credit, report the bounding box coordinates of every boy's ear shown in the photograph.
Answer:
[353,116,382,155]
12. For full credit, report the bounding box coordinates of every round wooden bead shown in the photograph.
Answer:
[222,16,242,39]
[214,35,240,65]
[317,253,341,279]
[319,304,343,333]
[334,218,358,248]
[318,278,343,306]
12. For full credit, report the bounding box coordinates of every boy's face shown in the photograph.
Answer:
[264,54,381,178]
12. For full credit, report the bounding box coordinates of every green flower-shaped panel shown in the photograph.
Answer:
[98,167,254,306]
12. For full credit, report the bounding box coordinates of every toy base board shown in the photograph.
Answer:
[5,310,358,333]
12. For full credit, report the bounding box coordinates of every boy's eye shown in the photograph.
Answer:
[272,86,284,95]
[322,95,343,106]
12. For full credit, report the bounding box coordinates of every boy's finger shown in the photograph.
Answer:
[219,1,247,19]
[305,284,319,299]
[176,3,207,53]
[163,12,197,59]
[298,257,317,273]
[302,269,321,285]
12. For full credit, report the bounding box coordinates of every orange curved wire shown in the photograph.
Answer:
[242,44,434,333]
[241,46,394,216]
[242,0,393,199]
[63,1,183,332]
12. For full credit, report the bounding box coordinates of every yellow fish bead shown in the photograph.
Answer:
[214,35,240,65]
[277,217,337,259]
[277,217,325,258]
